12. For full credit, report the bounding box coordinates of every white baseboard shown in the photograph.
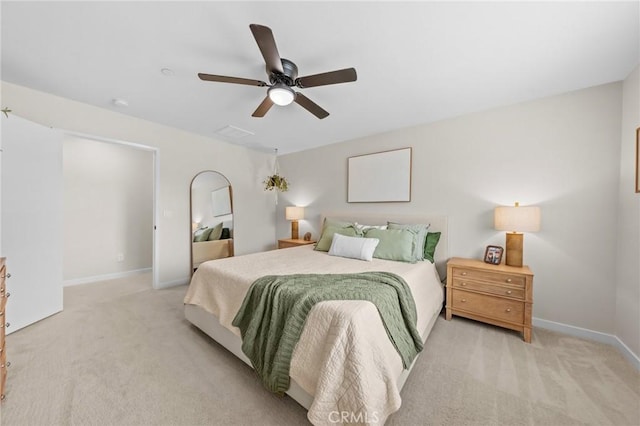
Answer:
[64,268,152,287]
[156,276,190,289]
[612,335,640,371]
[533,317,640,370]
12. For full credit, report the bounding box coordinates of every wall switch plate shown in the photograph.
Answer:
[116,253,124,262]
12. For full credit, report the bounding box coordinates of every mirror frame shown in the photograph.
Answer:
[189,170,234,275]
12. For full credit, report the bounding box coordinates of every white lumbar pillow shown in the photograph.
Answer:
[328,233,380,261]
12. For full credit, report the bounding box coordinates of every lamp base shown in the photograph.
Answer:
[291,220,299,240]
[505,232,524,267]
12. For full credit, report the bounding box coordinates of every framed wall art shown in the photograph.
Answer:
[347,147,412,203]
[211,185,232,217]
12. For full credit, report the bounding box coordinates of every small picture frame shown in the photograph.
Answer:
[484,245,504,265]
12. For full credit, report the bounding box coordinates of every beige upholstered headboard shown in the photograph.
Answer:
[320,212,448,279]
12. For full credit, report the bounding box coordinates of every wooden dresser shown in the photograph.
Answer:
[1,258,8,400]
[277,239,316,249]
[445,257,533,343]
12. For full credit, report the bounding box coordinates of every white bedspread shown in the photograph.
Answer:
[184,245,444,425]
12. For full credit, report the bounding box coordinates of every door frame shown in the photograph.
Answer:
[63,131,160,289]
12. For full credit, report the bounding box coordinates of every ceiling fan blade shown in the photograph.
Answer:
[252,96,274,117]
[249,24,284,75]
[198,73,267,87]
[295,68,357,88]
[294,92,329,119]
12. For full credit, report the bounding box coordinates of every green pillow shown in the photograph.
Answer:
[315,225,359,252]
[220,227,231,239]
[207,222,224,241]
[424,232,441,263]
[193,227,213,242]
[387,222,429,261]
[364,228,415,263]
[322,218,354,229]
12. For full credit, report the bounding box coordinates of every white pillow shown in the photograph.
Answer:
[328,233,380,261]
[354,222,388,232]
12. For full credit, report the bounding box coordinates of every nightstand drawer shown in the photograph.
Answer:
[452,278,525,300]
[452,267,525,287]
[451,289,524,324]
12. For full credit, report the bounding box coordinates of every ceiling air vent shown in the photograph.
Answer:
[215,125,255,139]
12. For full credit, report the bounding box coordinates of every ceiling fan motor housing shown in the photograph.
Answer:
[269,58,298,86]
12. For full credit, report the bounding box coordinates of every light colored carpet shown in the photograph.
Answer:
[1,272,638,426]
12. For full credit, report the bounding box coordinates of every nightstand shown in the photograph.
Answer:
[277,239,316,249]
[445,257,533,343]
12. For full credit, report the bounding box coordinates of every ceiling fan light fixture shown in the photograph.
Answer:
[268,84,295,106]
[198,24,356,119]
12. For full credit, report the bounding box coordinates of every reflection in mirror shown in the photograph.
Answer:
[190,171,234,273]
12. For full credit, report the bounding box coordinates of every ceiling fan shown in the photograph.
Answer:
[198,24,357,119]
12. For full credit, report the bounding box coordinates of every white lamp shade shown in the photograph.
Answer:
[285,206,304,221]
[494,205,540,232]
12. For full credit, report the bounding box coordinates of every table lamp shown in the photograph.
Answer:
[494,202,540,267]
[285,206,304,240]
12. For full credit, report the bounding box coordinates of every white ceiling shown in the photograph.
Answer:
[2,1,638,154]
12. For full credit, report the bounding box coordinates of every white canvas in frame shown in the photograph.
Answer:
[211,186,232,217]
[347,147,412,202]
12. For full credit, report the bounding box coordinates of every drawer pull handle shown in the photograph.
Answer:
[0,311,3,315]
[506,278,512,283]
[461,299,467,303]
[4,323,9,328]
[1,394,5,401]
[461,282,466,286]
[506,290,512,295]
[506,308,511,313]
[461,272,467,276]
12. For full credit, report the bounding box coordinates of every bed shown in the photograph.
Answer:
[192,238,234,268]
[184,214,448,425]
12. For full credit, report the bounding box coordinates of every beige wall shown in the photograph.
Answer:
[63,135,153,283]
[616,65,640,358]
[1,81,276,288]
[278,83,624,338]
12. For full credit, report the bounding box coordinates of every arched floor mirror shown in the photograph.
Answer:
[190,171,234,274]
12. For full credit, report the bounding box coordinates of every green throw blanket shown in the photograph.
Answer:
[231,271,423,395]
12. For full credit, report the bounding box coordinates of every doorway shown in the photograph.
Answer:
[62,133,159,289]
